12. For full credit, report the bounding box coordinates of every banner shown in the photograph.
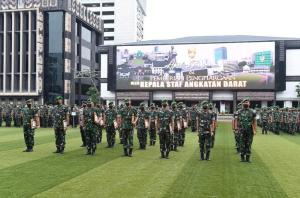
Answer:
[116,42,275,90]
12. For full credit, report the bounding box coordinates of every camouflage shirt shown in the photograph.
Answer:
[105,108,117,126]
[238,108,256,132]
[137,110,148,129]
[197,110,213,133]
[157,109,173,131]
[21,107,37,127]
[118,106,134,130]
[52,105,69,129]
[83,107,97,131]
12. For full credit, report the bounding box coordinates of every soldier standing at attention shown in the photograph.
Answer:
[238,99,257,163]
[52,96,69,154]
[233,103,242,153]
[21,99,40,152]
[197,101,214,161]
[83,99,99,155]
[157,100,174,159]
[104,102,117,148]
[117,99,135,157]
[148,103,157,146]
[79,101,87,147]
[135,103,149,150]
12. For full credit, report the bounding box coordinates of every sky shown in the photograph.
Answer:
[143,0,300,40]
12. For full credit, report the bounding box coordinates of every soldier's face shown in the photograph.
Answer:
[57,99,63,105]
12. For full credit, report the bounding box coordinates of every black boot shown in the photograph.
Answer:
[240,154,245,162]
[53,147,60,153]
[123,148,128,156]
[128,148,133,157]
[165,151,169,159]
[200,152,205,160]
[246,155,251,163]
[60,147,64,154]
[205,151,210,161]
[160,151,165,159]
[86,149,91,155]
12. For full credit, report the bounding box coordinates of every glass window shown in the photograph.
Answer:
[103,19,114,24]
[104,36,114,41]
[102,11,114,15]
[81,46,91,61]
[104,28,114,32]
[81,26,91,42]
[102,3,114,7]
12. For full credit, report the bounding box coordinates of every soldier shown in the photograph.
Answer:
[52,96,69,154]
[104,102,117,148]
[21,99,40,152]
[5,105,12,127]
[79,101,87,147]
[261,107,269,134]
[117,99,135,157]
[83,99,99,155]
[148,103,157,146]
[95,104,104,144]
[135,103,149,150]
[233,103,242,153]
[178,102,187,147]
[189,105,197,132]
[272,106,280,134]
[197,101,214,161]
[117,104,124,144]
[157,100,174,159]
[171,101,180,151]
[209,103,217,148]
[0,105,3,127]
[238,99,256,163]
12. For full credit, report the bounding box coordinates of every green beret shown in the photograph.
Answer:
[56,96,63,100]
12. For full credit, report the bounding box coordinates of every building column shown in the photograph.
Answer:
[233,91,237,112]
[3,12,6,93]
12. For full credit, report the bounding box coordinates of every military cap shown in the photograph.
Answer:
[56,96,63,100]
[87,99,92,104]
[177,102,183,106]
[82,100,87,105]
[208,103,213,107]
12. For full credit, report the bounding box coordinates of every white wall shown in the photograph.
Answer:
[153,91,172,100]
[213,91,233,101]
[286,49,300,76]
[101,83,115,100]
[276,82,299,101]
[100,54,108,78]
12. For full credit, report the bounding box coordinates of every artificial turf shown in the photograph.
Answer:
[0,123,300,198]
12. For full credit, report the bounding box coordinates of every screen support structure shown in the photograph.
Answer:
[74,70,102,104]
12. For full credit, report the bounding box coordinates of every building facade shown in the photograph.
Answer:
[81,0,146,45]
[0,0,104,105]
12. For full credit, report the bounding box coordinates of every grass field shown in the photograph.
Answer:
[1,123,300,198]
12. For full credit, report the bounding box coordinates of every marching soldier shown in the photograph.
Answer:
[117,99,135,157]
[83,99,99,155]
[52,96,69,154]
[178,102,187,147]
[238,99,257,163]
[104,102,117,148]
[21,99,40,152]
[197,101,214,161]
[171,101,180,151]
[95,104,104,144]
[148,103,157,146]
[261,107,269,134]
[79,101,87,147]
[209,103,217,148]
[189,105,197,132]
[135,103,149,150]
[157,100,174,159]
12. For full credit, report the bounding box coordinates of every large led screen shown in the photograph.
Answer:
[116,42,275,90]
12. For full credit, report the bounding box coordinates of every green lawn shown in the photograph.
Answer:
[0,123,300,198]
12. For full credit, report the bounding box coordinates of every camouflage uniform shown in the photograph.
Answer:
[5,106,12,127]
[148,103,157,146]
[261,108,269,134]
[197,101,214,161]
[157,100,174,159]
[136,103,148,150]
[21,100,38,152]
[0,105,2,127]
[79,102,87,147]
[52,97,69,154]
[171,102,181,151]
[178,102,187,147]
[105,102,117,148]
[233,103,242,153]
[209,103,217,148]
[189,106,197,132]
[83,101,98,155]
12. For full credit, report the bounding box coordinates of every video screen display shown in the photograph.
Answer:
[116,42,275,90]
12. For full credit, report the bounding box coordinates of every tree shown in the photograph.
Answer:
[296,83,300,107]
[86,86,101,104]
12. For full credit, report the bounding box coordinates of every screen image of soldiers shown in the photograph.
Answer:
[104,102,117,148]
[197,101,214,161]
[209,103,217,148]
[135,103,149,150]
[117,99,135,157]
[238,99,257,163]
[170,101,180,152]
[21,99,40,152]
[157,100,174,159]
[83,99,99,155]
[52,96,69,154]
[79,101,87,147]
[148,103,157,146]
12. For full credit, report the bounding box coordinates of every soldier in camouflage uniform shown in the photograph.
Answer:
[197,101,214,161]
[189,105,197,132]
[157,100,174,159]
[238,99,257,163]
[95,104,104,144]
[272,106,280,134]
[135,103,149,150]
[209,103,217,148]
[83,99,99,155]
[233,103,242,153]
[148,103,157,146]
[0,105,3,127]
[21,99,40,152]
[104,102,117,148]
[52,96,69,154]
[178,102,187,147]
[117,99,135,157]
[171,101,180,151]
[79,101,87,147]
[261,107,269,134]
[5,105,12,127]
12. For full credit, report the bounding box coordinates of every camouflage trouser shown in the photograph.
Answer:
[96,126,102,144]
[262,122,268,134]
[171,128,179,151]
[106,125,116,147]
[118,128,123,144]
[0,117,2,127]
[23,126,35,148]
[80,126,87,146]
[199,132,211,154]
[122,128,133,149]
[273,122,280,134]
[149,125,157,145]
[54,128,66,151]
[240,130,253,156]
[159,130,171,153]
[137,128,147,149]
[191,120,196,132]
[86,128,97,152]
[179,128,185,146]
[234,130,240,152]
[6,116,11,127]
